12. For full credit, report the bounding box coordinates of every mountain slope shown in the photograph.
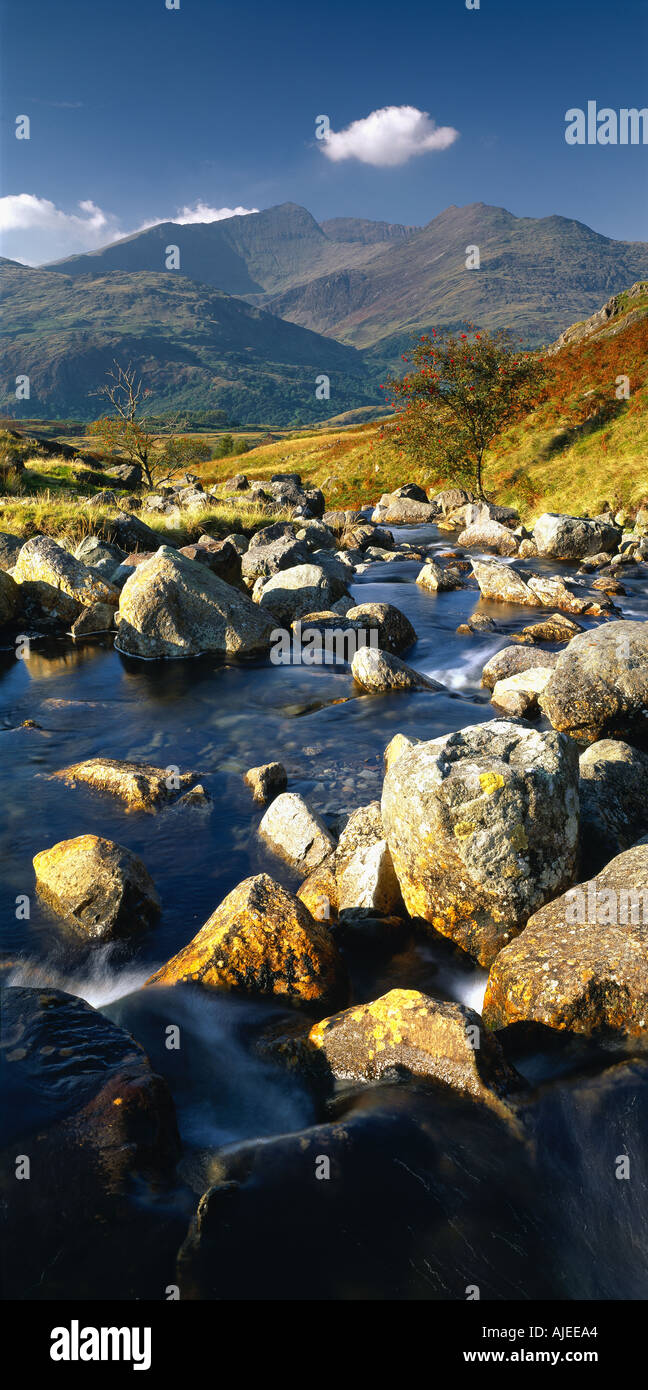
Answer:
[0,262,378,424]
[42,203,412,298]
[267,203,648,348]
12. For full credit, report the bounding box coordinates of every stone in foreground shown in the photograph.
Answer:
[351,646,443,693]
[244,761,287,804]
[116,546,274,659]
[540,620,648,746]
[307,989,518,1109]
[382,719,579,966]
[259,791,335,872]
[335,802,401,915]
[483,844,648,1036]
[481,645,558,690]
[578,739,648,873]
[33,834,160,940]
[146,872,347,1012]
[491,665,555,717]
[54,757,198,811]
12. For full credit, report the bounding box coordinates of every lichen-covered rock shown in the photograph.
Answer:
[579,740,648,873]
[0,986,180,1300]
[457,520,519,556]
[115,546,274,659]
[0,568,20,626]
[416,559,465,591]
[345,602,417,655]
[382,719,580,966]
[241,536,307,582]
[491,665,555,717]
[540,620,648,746]
[307,989,518,1107]
[511,613,583,645]
[481,645,558,690]
[259,792,336,872]
[33,834,160,940]
[483,844,648,1035]
[244,761,287,804]
[533,512,622,559]
[472,559,614,616]
[54,757,198,811]
[254,562,347,623]
[13,534,120,615]
[146,873,347,1011]
[351,647,444,694]
[335,802,401,915]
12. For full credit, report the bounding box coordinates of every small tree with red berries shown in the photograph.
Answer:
[386,328,546,500]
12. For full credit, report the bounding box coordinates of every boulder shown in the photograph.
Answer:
[70,601,116,635]
[335,802,401,916]
[178,538,242,588]
[472,558,542,607]
[146,873,347,1012]
[344,602,417,655]
[259,792,336,873]
[33,834,160,940]
[244,761,287,804]
[392,483,429,503]
[578,740,648,874]
[533,512,622,559]
[104,462,143,488]
[115,546,274,659]
[382,720,580,966]
[54,756,199,811]
[0,531,24,571]
[297,861,339,922]
[540,620,648,746]
[430,487,475,513]
[457,520,519,556]
[483,844,648,1036]
[416,559,465,592]
[511,613,583,645]
[101,510,166,553]
[241,536,307,582]
[351,647,444,694]
[481,645,558,690]
[254,563,348,624]
[307,990,517,1108]
[0,568,20,626]
[13,535,120,613]
[384,732,418,771]
[491,665,555,717]
[73,535,127,578]
[0,986,179,1300]
[371,494,437,524]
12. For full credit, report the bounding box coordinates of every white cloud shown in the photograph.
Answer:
[0,194,259,265]
[0,194,121,265]
[320,105,459,167]
[173,201,258,224]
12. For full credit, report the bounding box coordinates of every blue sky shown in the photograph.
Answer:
[1,0,646,263]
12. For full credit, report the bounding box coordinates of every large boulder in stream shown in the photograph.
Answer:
[146,873,347,1012]
[471,558,615,617]
[254,562,348,623]
[381,720,580,966]
[33,834,160,940]
[483,844,648,1036]
[540,620,648,746]
[54,756,200,811]
[481,645,558,690]
[533,512,622,559]
[115,546,274,658]
[371,492,437,524]
[0,986,180,1299]
[457,519,519,556]
[578,740,648,873]
[351,647,443,693]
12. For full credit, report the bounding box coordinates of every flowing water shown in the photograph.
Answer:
[2,521,648,1299]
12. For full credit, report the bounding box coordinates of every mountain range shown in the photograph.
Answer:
[2,201,647,423]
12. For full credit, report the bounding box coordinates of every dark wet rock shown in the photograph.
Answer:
[540,620,648,746]
[259,792,336,872]
[116,546,274,659]
[0,985,180,1299]
[533,512,622,559]
[146,872,347,1012]
[244,761,287,804]
[579,740,648,873]
[382,719,580,966]
[69,601,115,635]
[352,646,443,693]
[0,531,24,571]
[33,834,160,940]
[0,568,21,626]
[345,601,417,655]
[179,537,242,588]
[481,645,559,690]
[483,844,648,1036]
[54,756,199,811]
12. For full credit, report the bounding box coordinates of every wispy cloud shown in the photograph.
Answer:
[320,105,459,167]
[0,195,258,265]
